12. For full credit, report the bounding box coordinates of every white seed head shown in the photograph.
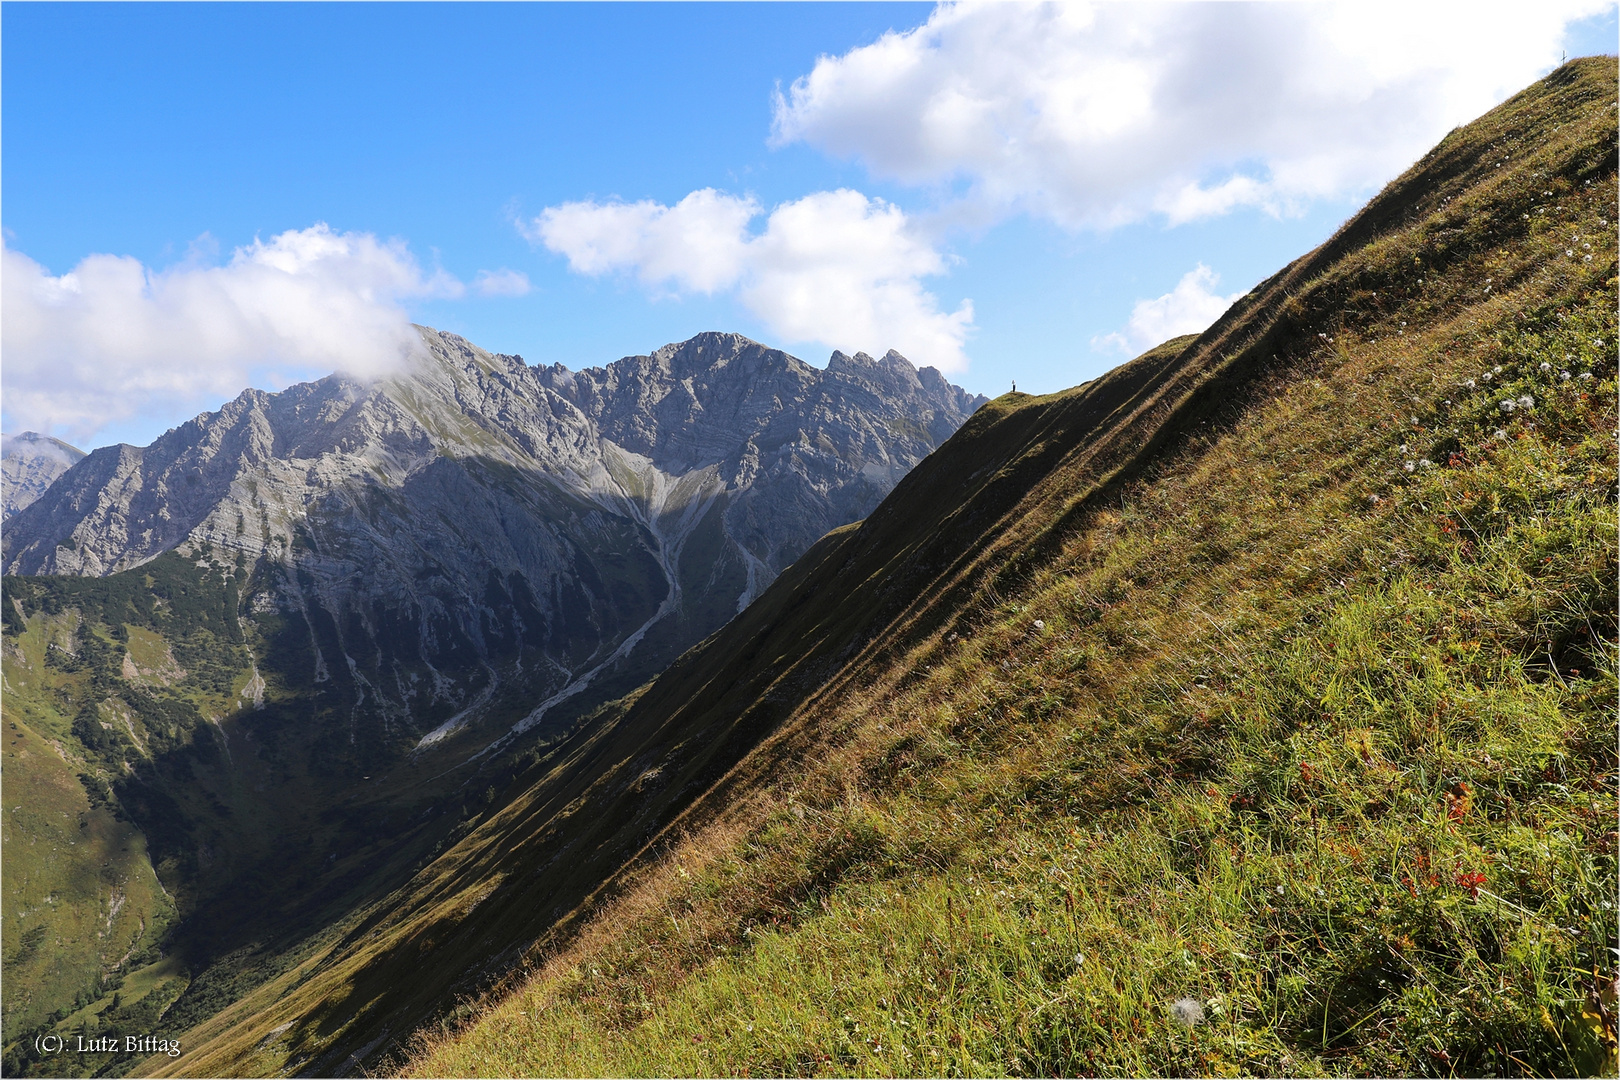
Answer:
[1171,998,1206,1028]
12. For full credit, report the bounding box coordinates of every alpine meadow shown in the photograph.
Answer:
[0,41,1616,1080]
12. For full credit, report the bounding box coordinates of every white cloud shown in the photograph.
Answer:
[526,188,974,371]
[525,188,759,295]
[772,1,1607,228]
[473,268,533,297]
[2,224,461,444]
[1092,264,1241,355]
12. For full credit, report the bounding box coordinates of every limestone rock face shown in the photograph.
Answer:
[3,327,986,757]
[2,431,85,518]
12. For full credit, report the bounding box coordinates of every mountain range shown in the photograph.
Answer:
[4,330,984,758]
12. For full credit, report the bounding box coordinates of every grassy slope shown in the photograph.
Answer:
[142,59,1614,1077]
[401,60,1618,1078]
[0,626,176,1037]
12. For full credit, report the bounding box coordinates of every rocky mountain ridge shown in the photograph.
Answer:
[3,328,985,756]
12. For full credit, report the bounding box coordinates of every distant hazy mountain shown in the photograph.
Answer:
[3,327,986,753]
[1,431,85,518]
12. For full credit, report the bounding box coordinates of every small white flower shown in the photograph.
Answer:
[1404,461,1417,472]
[1410,416,1420,425]
[1032,620,1045,631]
[1518,394,1534,409]
[1482,372,1493,382]
[1494,366,1503,374]
[1540,362,1553,372]
[1560,371,1571,381]
[1568,249,1576,256]
[1579,372,1594,380]
[1494,428,1509,440]
[1074,952,1085,966]
[1500,400,1516,413]
[1419,459,1434,469]
[1464,379,1476,389]
[1587,254,1594,261]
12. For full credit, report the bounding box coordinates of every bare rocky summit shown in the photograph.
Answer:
[3,327,985,756]
[1,431,85,518]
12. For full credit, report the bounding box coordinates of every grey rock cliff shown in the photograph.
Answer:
[2,431,85,518]
[3,327,986,759]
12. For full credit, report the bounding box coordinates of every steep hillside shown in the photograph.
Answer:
[0,332,982,1074]
[136,59,1615,1080]
[2,432,85,517]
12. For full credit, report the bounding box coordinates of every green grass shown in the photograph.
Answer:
[402,64,1617,1079]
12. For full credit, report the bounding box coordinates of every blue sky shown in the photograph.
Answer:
[4,2,1615,450]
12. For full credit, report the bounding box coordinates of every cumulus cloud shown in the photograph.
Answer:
[772,1,1606,228]
[526,188,973,371]
[2,224,468,444]
[1092,264,1242,355]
